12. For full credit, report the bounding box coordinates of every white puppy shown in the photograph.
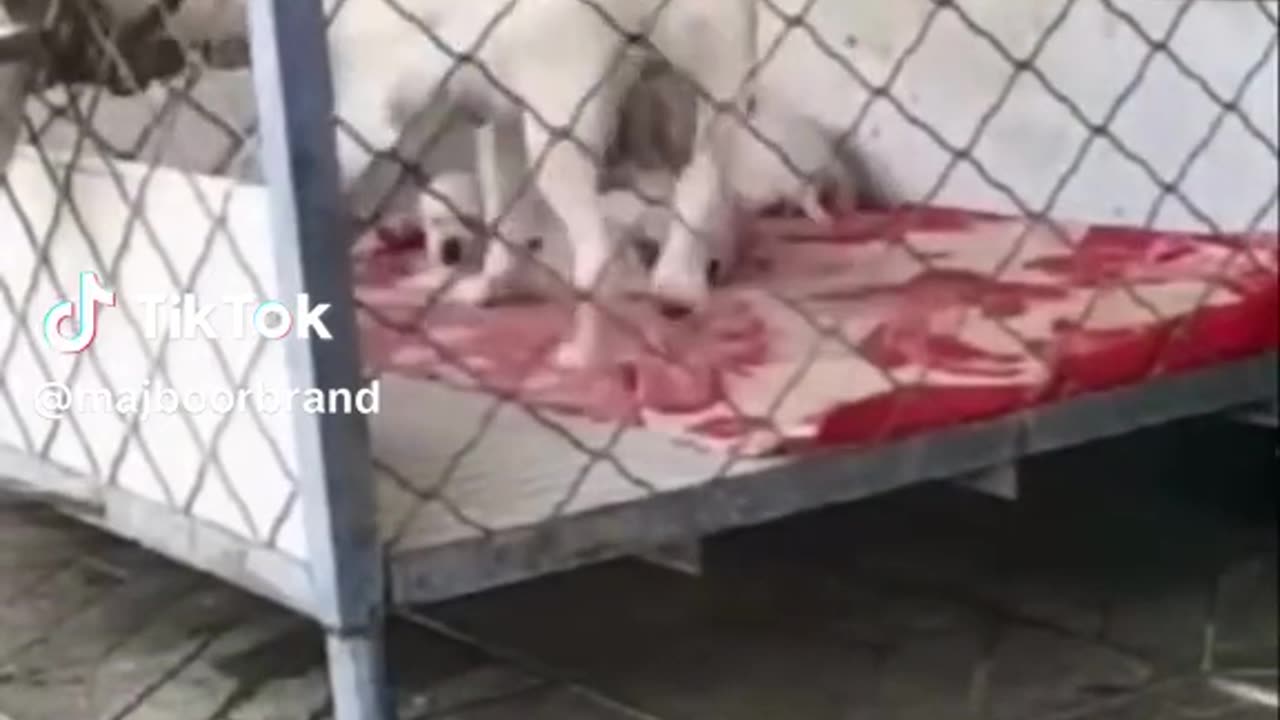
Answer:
[602,98,860,280]
[731,99,858,224]
[411,169,660,300]
[328,0,756,365]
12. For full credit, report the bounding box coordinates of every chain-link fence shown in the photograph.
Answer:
[0,0,318,608]
[1,0,1276,718]
[346,0,1277,585]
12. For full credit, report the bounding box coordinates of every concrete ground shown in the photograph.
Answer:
[0,416,1275,720]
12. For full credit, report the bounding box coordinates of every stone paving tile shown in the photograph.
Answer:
[0,571,206,719]
[0,546,546,720]
[267,617,541,720]
[727,424,1276,673]
[0,511,542,720]
[1068,678,1276,719]
[0,420,1274,719]
[425,552,1158,720]
[423,421,1276,720]
[976,627,1152,720]
[118,604,321,720]
[0,537,184,661]
[420,560,885,719]
[0,502,143,611]
[1209,556,1278,672]
[424,686,638,720]
[0,503,100,575]
[395,666,545,720]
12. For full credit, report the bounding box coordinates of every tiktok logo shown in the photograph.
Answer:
[42,271,116,354]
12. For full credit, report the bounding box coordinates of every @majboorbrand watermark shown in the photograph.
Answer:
[32,379,382,421]
[42,271,333,354]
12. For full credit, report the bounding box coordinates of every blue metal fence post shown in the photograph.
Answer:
[245,1,392,717]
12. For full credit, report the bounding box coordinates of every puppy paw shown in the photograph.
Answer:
[800,194,834,227]
[552,336,597,369]
[650,261,712,316]
[448,273,509,306]
[551,302,615,368]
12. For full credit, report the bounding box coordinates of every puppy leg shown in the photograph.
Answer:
[523,103,624,368]
[650,102,748,302]
[800,185,833,226]
[651,5,756,307]
[333,77,408,236]
[334,55,454,246]
[830,163,861,217]
[452,117,541,305]
[651,148,724,309]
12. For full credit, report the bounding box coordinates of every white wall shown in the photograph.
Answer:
[19,0,1279,233]
[756,0,1278,233]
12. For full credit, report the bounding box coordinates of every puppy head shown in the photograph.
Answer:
[419,172,484,268]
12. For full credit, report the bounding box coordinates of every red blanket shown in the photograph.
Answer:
[354,207,1278,456]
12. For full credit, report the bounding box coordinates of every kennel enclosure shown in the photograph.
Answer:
[1,0,1278,717]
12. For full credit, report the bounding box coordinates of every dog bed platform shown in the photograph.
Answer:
[353,206,1278,602]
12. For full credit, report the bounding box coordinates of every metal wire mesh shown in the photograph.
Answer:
[0,0,302,558]
[0,2,1275,718]
[0,0,1276,605]
[330,0,1278,567]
